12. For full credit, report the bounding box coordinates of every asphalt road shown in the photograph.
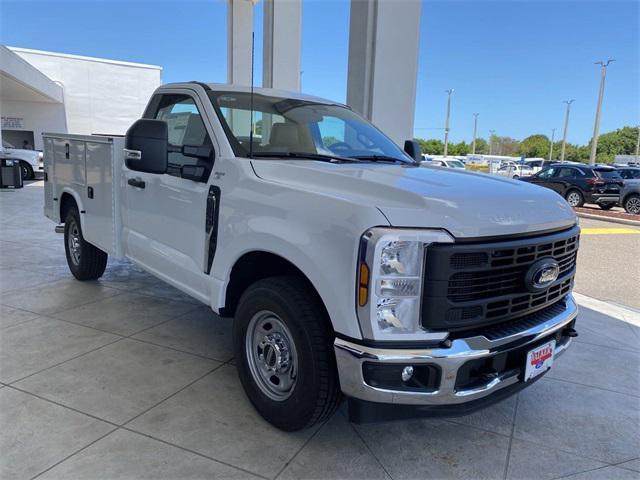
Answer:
[574,217,640,310]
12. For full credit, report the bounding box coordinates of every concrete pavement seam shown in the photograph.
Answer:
[543,375,640,399]
[502,393,520,480]
[118,426,272,480]
[346,421,396,480]
[29,427,119,480]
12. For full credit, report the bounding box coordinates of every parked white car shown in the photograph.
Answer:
[424,158,466,169]
[1,142,43,180]
[43,82,579,430]
[496,164,534,179]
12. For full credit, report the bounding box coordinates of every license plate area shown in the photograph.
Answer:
[524,339,556,381]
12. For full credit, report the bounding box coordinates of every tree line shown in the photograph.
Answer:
[415,126,639,163]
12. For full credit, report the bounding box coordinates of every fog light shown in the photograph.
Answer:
[401,366,414,382]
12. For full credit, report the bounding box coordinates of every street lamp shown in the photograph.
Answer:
[472,113,479,154]
[549,128,556,161]
[589,59,615,165]
[560,99,575,162]
[443,89,454,157]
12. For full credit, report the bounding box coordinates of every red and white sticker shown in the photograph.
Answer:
[524,340,556,382]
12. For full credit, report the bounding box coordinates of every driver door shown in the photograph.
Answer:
[529,167,556,188]
[121,93,214,302]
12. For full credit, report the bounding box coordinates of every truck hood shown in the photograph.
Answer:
[251,160,576,238]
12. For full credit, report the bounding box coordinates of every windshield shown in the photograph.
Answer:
[208,91,411,163]
[448,160,465,168]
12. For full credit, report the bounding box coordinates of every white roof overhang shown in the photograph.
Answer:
[0,45,63,104]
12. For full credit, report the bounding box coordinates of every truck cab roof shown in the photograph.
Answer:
[157,82,346,108]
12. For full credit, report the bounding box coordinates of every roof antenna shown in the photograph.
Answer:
[248,30,255,158]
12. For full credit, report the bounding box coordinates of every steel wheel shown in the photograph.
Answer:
[625,196,640,214]
[67,218,82,266]
[245,310,298,401]
[20,162,32,180]
[566,191,582,207]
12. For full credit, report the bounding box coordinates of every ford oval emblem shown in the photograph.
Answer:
[525,258,560,292]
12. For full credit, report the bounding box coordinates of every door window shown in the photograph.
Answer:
[536,168,556,179]
[153,95,213,180]
[556,168,576,178]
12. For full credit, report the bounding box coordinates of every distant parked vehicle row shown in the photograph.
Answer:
[519,165,623,209]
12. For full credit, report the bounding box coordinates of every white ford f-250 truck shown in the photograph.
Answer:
[43,82,579,431]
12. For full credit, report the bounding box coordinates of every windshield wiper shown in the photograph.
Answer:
[351,155,412,164]
[251,152,362,163]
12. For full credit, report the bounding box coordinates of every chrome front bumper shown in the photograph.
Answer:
[334,295,578,406]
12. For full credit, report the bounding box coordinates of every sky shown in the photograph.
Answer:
[1,0,638,145]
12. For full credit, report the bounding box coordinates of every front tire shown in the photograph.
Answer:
[624,194,640,215]
[565,189,584,208]
[64,207,108,280]
[233,276,341,431]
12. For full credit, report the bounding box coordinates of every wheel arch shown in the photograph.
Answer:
[59,189,85,226]
[221,251,332,329]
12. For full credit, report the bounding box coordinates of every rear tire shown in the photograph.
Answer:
[19,161,34,180]
[64,207,108,280]
[565,189,584,208]
[233,276,341,431]
[624,194,640,215]
[599,203,615,210]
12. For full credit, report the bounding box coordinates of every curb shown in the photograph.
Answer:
[573,292,640,327]
[576,212,640,227]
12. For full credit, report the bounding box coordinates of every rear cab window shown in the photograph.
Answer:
[594,169,622,179]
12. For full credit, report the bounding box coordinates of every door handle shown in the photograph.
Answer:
[127,178,145,189]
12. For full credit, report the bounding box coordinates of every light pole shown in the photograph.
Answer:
[472,113,479,154]
[489,129,495,155]
[560,99,575,162]
[589,59,615,165]
[635,125,640,160]
[549,128,556,161]
[443,89,454,157]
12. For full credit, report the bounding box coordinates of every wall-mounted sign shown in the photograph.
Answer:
[1,117,25,129]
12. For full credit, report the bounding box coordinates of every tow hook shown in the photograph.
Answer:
[562,327,578,338]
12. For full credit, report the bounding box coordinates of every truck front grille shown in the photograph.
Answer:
[422,226,579,332]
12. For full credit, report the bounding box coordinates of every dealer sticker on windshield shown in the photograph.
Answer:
[524,340,556,382]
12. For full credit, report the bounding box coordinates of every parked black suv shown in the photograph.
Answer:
[520,164,624,209]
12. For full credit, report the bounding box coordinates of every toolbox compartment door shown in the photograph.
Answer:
[82,138,117,255]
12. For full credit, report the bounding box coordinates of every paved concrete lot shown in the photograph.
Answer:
[574,217,640,310]
[1,182,639,480]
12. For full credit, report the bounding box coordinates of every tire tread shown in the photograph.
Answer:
[65,208,108,281]
[235,276,341,430]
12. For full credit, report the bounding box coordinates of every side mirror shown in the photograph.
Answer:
[124,119,168,174]
[403,140,422,163]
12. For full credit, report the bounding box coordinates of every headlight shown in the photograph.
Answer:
[356,228,454,341]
